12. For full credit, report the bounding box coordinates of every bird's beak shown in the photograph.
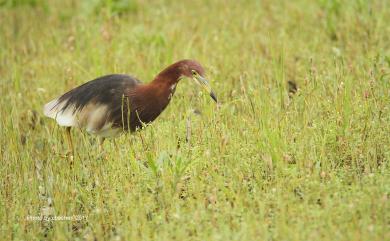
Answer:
[194,75,218,103]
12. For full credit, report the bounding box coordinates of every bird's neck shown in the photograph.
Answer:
[143,68,182,109]
[151,67,182,87]
[151,67,182,98]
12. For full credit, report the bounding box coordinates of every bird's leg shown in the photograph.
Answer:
[112,138,118,149]
[139,132,147,151]
[98,137,110,160]
[65,127,74,164]
[99,137,105,153]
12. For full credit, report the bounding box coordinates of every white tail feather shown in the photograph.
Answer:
[43,99,120,137]
[43,99,59,118]
[43,98,76,127]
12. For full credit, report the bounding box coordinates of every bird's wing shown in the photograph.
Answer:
[43,74,141,130]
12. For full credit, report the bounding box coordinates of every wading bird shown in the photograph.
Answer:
[43,59,217,158]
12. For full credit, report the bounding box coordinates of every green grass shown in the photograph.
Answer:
[1,0,389,240]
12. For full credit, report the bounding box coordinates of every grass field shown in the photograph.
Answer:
[1,0,389,240]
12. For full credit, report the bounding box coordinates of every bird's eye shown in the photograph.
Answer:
[191,70,197,76]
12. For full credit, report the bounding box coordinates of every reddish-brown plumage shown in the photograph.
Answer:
[44,59,216,138]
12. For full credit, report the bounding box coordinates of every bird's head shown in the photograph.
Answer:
[178,59,218,103]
